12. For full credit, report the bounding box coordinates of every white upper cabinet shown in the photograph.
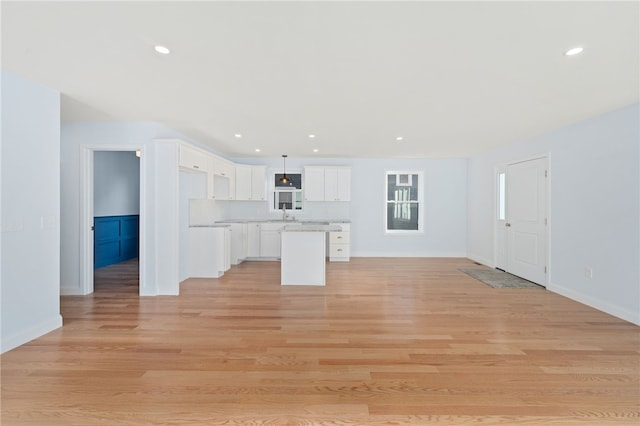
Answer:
[328,167,351,201]
[235,165,266,201]
[179,145,210,173]
[305,166,351,202]
[304,166,326,201]
[235,165,252,200]
[211,157,236,200]
[250,165,266,201]
[212,157,234,179]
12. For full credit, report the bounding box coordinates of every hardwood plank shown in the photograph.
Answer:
[2,257,639,425]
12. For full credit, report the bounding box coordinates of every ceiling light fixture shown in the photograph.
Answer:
[396,136,404,141]
[154,45,170,55]
[234,134,243,138]
[255,148,261,152]
[308,134,316,139]
[279,154,290,184]
[313,149,319,153]
[564,46,584,56]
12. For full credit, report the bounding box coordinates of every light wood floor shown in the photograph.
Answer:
[2,258,639,425]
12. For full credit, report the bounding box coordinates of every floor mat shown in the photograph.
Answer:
[459,268,543,289]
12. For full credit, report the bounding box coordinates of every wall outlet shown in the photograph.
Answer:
[584,267,593,279]
[41,215,57,230]
[1,219,23,232]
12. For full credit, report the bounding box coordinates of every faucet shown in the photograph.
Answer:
[281,204,288,221]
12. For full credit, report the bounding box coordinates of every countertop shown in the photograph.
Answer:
[282,224,343,232]
[215,219,351,224]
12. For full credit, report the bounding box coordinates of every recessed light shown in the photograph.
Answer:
[234,134,243,138]
[255,148,261,152]
[308,134,316,139]
[313,149,319,153]
[564,46,584,56]
[396,136,404,141]
[154,45,170,55]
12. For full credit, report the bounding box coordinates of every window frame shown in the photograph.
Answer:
[384,170,424,234]
[269,168,303,213]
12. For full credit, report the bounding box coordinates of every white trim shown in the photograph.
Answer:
[79,145,145,296]
[467,253,495,268]
[1,315,63,354]
[507,153,549,166]
[384,170,424,234]
[79,146,94,295]
[138,147,147,295]
[351,251,468,258]
[493,166,507,269]
[548,281,640,326]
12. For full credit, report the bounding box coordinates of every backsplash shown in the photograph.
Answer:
[189,199,350,225]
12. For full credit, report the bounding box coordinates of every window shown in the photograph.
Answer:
[272,172,303,212]
[385,171,423,232]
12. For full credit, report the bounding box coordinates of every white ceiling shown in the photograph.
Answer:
[3,1,638,158]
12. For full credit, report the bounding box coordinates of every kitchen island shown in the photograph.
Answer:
[280,223,342,286]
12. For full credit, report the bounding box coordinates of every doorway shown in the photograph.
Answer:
[495,156,548,286]
[93,151,140,290]
[79,146,145,295]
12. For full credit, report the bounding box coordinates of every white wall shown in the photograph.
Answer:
[61,106,638,327]
[467,102,640,325]
[230,156,468,257]
[94,151,140,216]
[351,158,467,257]
[1,71,63,353]
[60,123,190,296]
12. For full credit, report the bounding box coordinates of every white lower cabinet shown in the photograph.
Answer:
[218,222,247,265]
[188,226,230,278]
[281,231,326,285]
[216,221,350,262]
[246,222,261,258]
[329,223,350,262]
[259,223,283,258]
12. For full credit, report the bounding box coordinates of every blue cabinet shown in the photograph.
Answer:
[94,215,139,268]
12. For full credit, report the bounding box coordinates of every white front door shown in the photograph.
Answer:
[505,157,548,285]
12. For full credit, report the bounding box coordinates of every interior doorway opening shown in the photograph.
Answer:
[92,150,141,292]
[79,146,145,295]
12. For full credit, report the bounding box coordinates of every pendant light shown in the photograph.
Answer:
[279,154,290,184]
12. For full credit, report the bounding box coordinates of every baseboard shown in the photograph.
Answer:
[466,253,495,268]
[60,286,87,296]
[350,252,468,258]
[1,314,63,354]
[547,282,640,326]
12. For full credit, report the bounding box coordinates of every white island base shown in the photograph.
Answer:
[280,230,327,285]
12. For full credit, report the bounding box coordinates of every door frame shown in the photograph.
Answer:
[494,154,550,286]
[80,145,146,295]
[494,165,507,270]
